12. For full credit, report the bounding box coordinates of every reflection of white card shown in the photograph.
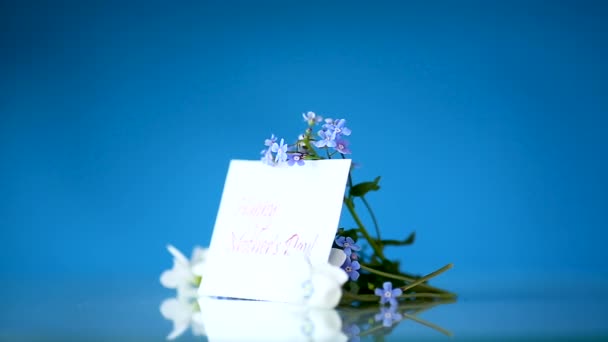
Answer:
[198,297,347,342]
[199,159,351,303]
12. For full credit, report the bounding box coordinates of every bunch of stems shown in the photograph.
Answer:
[300,130,456,308]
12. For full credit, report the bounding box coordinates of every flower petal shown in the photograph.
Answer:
[190,312,207,336]
[191,262,206,277]
[190,247,208,264]
[167,321,190,340]
[160,262,192,288]
[328,248,346,267]
[307,308,348,342]
[167,244,189,266]
[313,262,348,285]
[308,273,343,308]
[160,297,192,322]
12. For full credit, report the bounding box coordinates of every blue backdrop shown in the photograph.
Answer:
[2,1,607,294]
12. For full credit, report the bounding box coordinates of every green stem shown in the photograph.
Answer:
[401,263,453,292]
[360,264,454,295]
[302,136,319,159]
[341,291,454,303]
[344,198,387,260]
[402,313,453,337]
[399,292,455,300]
[361,195,381,241]
[357,324,387,337]
[340,154,353,189]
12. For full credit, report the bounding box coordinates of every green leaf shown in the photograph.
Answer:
[379,231,416,246]
[349,176,381,197]
[337,228,358,241]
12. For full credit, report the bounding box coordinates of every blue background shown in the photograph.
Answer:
[2,0,607,296]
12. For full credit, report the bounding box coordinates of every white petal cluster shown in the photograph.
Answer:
[160,244,208,299]
[298,248,349,309]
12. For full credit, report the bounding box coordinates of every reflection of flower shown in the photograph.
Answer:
[374,281,402,307]
[304,308,348,342]
[197,297,348,342]
[160,297,206,340]
[374,306,402,327]
[160,244,208,299]
[343,323,361,342]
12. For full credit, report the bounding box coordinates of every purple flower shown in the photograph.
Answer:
[313,130,336,148]
[335,139,351,154]
[374,282,402,307]
[374,306,402,327]
[271,138,288,163]
[341,257,360,281]
[287,153,305,166]
[335,236,361,257]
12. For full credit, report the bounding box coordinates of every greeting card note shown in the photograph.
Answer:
[199,159,351,303]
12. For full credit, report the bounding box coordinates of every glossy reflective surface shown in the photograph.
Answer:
[1,276,606,341]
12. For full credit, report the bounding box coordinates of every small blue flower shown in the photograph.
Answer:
[341,257,360,281]
[261,148,274,165]
[335,139,352,154]
[313,130,336,148]
[331,119,352,138]
[323,118,351,140]
[374,281,403,307]
[264,134,277,147]
[335,236,361,257]
[374,306,402,327]
[271,138,288,163]
[287,153,305,166]
[261,134,278,165]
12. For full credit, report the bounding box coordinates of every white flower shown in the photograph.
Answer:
[297,248,349,309]
[160,244,208,299]
[328,248,347,267]
[160,297,206,340]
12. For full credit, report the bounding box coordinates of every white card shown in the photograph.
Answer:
[199,159,351,303]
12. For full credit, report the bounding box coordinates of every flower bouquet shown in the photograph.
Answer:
[161,111,455,314]
[259,112,455,308]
